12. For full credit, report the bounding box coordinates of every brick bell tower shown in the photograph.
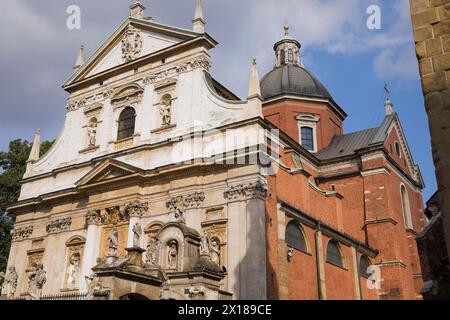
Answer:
[260,25,347,153]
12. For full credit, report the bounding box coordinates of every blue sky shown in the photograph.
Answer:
[0,0,436,200]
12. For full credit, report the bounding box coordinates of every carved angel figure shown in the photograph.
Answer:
[200,232,210,256]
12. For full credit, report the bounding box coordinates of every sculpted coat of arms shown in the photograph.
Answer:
[121,26,143,62]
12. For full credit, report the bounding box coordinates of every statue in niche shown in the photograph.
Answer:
[146,237,160,266]
[132,223,142,248]
[26,263,47,300]
[107,227,119,257]
[210,238,221,266]
[167,241,178,270]
[200,232,210,256]
[87,120,97,147]
[66,252,81,289]
[3,266,18,299]
[159,94,172,126]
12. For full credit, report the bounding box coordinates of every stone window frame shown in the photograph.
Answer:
[400,183,413,230]
[116,106,137,141]
[394,140,402,158]
[296,114,320,153]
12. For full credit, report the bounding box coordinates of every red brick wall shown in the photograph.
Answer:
[263,99,344,150]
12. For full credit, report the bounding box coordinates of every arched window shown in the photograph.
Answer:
[326,240,344,268]
[394,141,401,158]
[401,185,413,229]
[117,107,136,140]
[285,221,307,252]
[280,50,286,64]
[359,255,371,278]
[300,126,314,151]
[288,49,294,62]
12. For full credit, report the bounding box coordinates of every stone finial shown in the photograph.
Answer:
[385,99,394,115]
[130,0,146,19]
[284,23,290,36]
[193,0,205,33]
[28,129,41,163]
[248,58,262,99]
[73,45,85,70]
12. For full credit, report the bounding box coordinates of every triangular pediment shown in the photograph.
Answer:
[64,17,207,89]
[76,159,144,187]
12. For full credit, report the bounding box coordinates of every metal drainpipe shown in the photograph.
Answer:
[315,222,323,300]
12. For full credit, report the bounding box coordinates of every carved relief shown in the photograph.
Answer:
[107,227,119,257]
[142,56,211,85]
[102,206,128,225]
[124,200,149,217]
[121,26,143,62]
[166,192,205,221]
[46,217,72,234]
[100,224,128,258]
[224,181,267,200]
[84,102,103,115]
[11,226,33,241]
[110,83,144,108]
[26,263,46,300]
[146,236,161,266]
[86,209,102,225]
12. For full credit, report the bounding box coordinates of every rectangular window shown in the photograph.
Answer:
[301,127,314,151]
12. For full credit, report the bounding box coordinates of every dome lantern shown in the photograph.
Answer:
[274,24,301,67]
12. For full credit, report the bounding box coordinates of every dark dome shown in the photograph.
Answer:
[260,64,332,101]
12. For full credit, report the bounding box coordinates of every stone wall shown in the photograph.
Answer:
[410,0,450,286]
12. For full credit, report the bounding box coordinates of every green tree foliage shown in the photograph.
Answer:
[0,139,54,282]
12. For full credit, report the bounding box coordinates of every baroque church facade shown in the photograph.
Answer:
[1,1,426,300]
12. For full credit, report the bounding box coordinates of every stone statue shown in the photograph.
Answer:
[107,227,119,257]
[167,241,178,270]
[87,122,97,147]
[200,232,210,256]
[210,238,221,266]
[66,252,81,289]
[85,274,103,300]
[160,95,172,126]
[146,237,160,266]
[3,266,18,299]
[132,223,142,248]
[27,263,47,300]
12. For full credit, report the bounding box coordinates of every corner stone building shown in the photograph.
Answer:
[409,0,450,299]
[2,1,426,300]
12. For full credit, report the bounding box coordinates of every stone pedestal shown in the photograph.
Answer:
[106,255,118,265]
[125,247,145,268]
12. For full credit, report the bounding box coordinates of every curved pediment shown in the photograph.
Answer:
[110,83,144,107]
